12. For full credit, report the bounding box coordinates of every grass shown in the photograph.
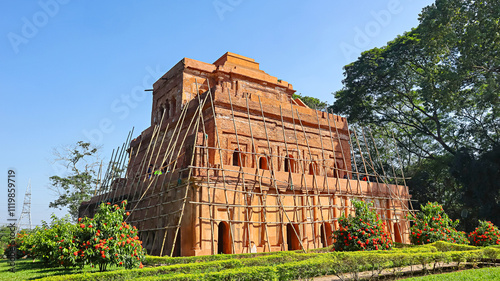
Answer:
[404,266,500,280]
[0,259,120,281]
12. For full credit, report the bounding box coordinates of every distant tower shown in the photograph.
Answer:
[16,180,32,233]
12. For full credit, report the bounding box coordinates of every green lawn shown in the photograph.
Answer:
[0,259,120,281]
[404,266,500,281]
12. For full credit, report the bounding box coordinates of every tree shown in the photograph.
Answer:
[49,141,101,220]
[330,0,500,230]
[450,145,500,228]
[292,93,329,111]
[331,0,499,159]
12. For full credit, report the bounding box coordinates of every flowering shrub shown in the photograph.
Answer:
[17,201,145,271]
[333,199,393,251]
[19,215,83,267]
[468,220,500,246]
[4,241,24,259]
[409,202,468,245]
[76,200,145,271]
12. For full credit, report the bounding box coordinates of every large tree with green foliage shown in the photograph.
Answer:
[331,0,499,230]
[49,141,101,220]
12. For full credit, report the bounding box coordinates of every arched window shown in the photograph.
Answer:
[284,155,296,173]
[309,161,319,175]
[171,97,176,116]
[259,156,269,170]
[232,149,245,167]
[333,161,339,178]
[161,161,169,173]
[165,101,171,119]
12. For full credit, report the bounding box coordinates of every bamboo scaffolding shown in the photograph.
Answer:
[85,84,415,257]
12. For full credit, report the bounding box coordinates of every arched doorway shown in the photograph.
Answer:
[259,156,269,170]
[286,223,300,251]
[320,222,333,247]
[172,232,181,257]
[218,222,231,254]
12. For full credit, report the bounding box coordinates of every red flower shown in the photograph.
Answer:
[80,224,85,228]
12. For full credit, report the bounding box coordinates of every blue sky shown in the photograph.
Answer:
[0,0,435,227]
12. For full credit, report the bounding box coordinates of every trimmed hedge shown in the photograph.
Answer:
[144,250,280,266]
[38,259,243,281]
[432,241,477,252]
[39,243,500,281]
[134,266,277,281]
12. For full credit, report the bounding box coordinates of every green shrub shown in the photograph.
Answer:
[431,241,476,252]
[482,247,500,259]
[333,199,392,251]
[409,202,468,245]
[468,220,500,246]
[76,200,146,271]
[38,259,243,281]
[18,215,84,268]
[203,266,277,281]
[37,244,500,281]
[18,201,145,272]
[276,256,340,280]
[144,250,284,266]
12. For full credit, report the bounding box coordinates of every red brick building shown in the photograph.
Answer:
[80,52,411,256]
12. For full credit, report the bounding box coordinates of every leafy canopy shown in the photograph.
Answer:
[331,0,499,159]
[292,93,329,111]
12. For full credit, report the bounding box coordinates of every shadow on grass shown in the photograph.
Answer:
[0,259,104,280]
